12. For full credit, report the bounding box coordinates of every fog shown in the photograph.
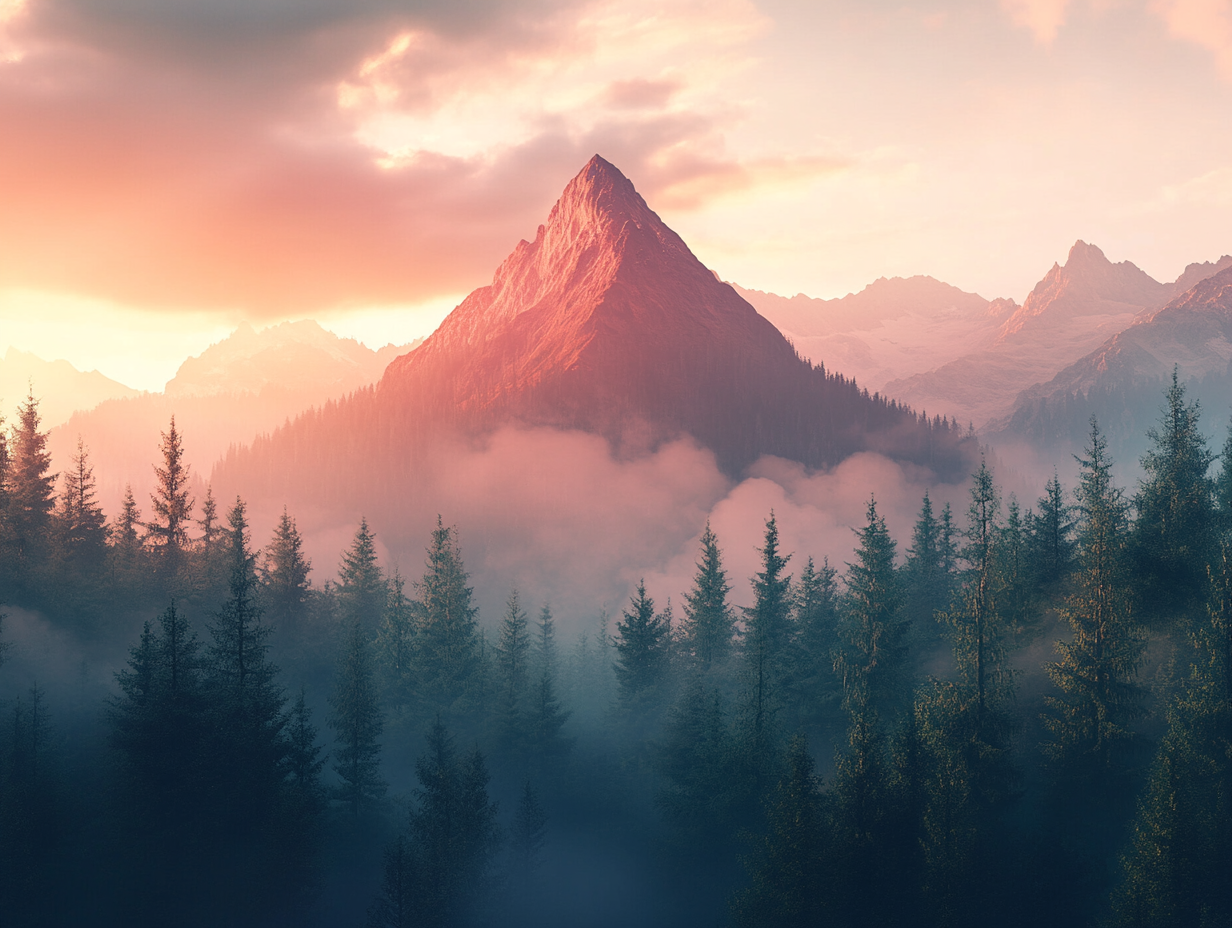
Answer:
[234,426,981,636]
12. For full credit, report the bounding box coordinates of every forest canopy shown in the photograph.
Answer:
[0,373,1229,927]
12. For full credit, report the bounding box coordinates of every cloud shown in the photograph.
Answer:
[999,0,1072,44]
[1158,163,1232,206]
[1151,0,1232,79]
[244,426,972,639]
[0,0,832,316]
[603,77,683,110]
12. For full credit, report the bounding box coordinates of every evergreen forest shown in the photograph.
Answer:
[3,373,1232,927]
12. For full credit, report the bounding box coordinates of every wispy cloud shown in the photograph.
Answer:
[1000,0,1072,44]
[1151,0,1232,79]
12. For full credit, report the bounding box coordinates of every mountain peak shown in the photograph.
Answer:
[1066,239,1108,267]
[370,156,972,476]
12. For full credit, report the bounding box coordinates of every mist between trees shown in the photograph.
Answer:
[1,371,1231,926]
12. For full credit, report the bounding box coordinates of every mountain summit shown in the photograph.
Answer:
[994,240,1169,342]
[384,155,791,410]
[222,157,970,505]
[375,155,967,474]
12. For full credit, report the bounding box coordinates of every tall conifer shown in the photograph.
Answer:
[146,416,194,579]
[1043,419,1145,781]
[413,518,481,717]
[681,523,736,673]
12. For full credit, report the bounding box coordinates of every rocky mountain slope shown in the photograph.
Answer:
[735,277,1014,395]
[49,322,419,513]
[0,347,140,429]
[988,265,1232,464]
[883,242,1203,426]
[219,156,974,511]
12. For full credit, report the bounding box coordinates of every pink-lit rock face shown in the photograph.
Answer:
[882,241,1232,429]
[988,265,1232,456]
[381,155,791,420]
[218,156,973,513]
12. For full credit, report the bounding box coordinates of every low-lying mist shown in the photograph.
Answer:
[234,425,976,635]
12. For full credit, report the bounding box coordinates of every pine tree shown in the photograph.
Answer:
[193,485,228,601]
[111,484,143,564]
[1110,684,1232,926]
[741,513,794,743]
[732,736,828,928]
[56,436,108,567]
[329,621,386,816]
[338,517,386,632]
[1216,421,1232,533]
[409,720,501,927]
[285,687,325,809]
[510,781,547,880]
[1043,419,1145,783]
[947,457,1010,727]
[836,497,909,725]
[530,604,571,761]
[793,554,841,719]
[146,416,194,579]
[203,496,288,894]
[496,590,532,749]
[413,518,481,717]
[614,580,670,706]
[680,523,736,673]
[261,507,312,628]
[110,601,210,921]
[657,681,748,845]
[368,835,416,928]
[1027,469,1075,587]
[903,491,952,637]
[999,495,1037,641]
[6,387,56,562]
[375,571,416,707]
[1,682,57,925]
[1132,369,1216,628]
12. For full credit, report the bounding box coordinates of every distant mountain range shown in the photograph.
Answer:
[735,277,1014,395]
[47,321,420,513]
[881,242,1202,427]
[988,265,1232,464]
[0,347,140,429]
[217,156,974,515]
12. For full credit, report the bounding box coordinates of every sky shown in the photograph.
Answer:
[1,0,1231,391]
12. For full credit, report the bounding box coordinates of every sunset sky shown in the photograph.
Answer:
[1,0,1231,391]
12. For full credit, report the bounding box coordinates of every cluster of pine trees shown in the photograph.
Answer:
[2,372,1232,926]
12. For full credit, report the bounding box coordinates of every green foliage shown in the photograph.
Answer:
[145,416,195,581]
[510,781,547,882]
[329,621,386,816]
[368,834,416,928]
[656,682,752,846]
[789,555,841,730]
[496,589,532,748]
[376,570,416,708]
[1027,469,1075,587]
[407,720,501,927]
[903,490,953,637]
[731,736,828,928]
[740,513,794,744]
[5,388,56,564]
[614,579,670,707]
[1132,369,1216,628]
[836,497,909,725]
[413,518,482,718]
[1043,419,1146,783]
[54,437,108,568]
[338,516,387,632]
[1110,682,1232,926]
[680,522,736,673]
[260,506,313,628]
